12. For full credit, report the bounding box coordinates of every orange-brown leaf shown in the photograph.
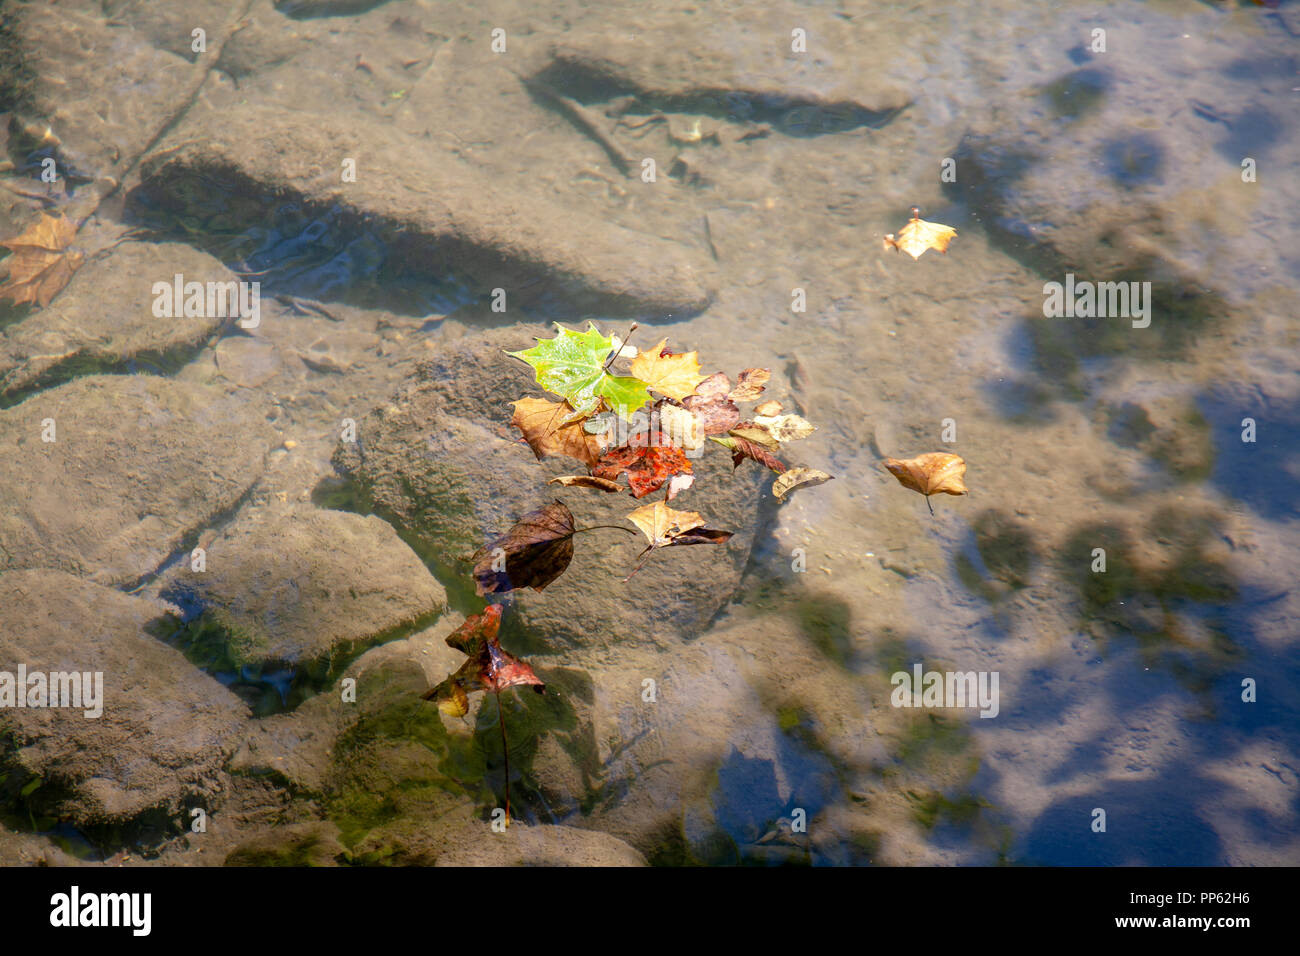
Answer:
[0,212,83,307]
[883,452,968,497]
[593,431,693,498]
[422,605,545,713]
[510,397,602,468]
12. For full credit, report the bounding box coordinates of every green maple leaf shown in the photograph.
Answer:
[506,322,651,420]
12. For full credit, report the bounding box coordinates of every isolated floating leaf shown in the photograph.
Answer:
[510,397,603,467]
[883,207,957,260]
[506,322,651,419]
[630,338,707,401]
[0,212,84,307]
[729,368,771,402]
[754,400,783,417]
[470,501,577,594]
[422,605,545,715]
[682,372,740,435]
[548,475,622,492]
[884,453,968,497]
[773,467,834,501]
[593,431,693,498]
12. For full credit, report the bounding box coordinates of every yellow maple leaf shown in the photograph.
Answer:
[0,212,84,307]
[630,339,706,401]
[883,207,957,260]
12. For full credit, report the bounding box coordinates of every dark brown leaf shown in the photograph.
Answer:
[470,501,577,594]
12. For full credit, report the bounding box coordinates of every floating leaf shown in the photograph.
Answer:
[713,434,786,473]
[469,501,578,594]
[657,401,705,450]
[0,213,84,307]
[506,322,651,419]
[593,431,693,498]
[548,475,622,492]
[773,467,834,501]
[422,606,545,715]
[510,397,603,468]
[422,605,544,823]
[729,368,771,402]
[754,400,783,417]
[884,453,967,514]
[682,372,740,435]
[630,338,707,401]
[625,501,732,576]
[752,413,816,443]
[883,207,957,260]
[729,421,781,449]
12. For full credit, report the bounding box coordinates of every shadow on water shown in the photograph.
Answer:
[1199,384,1300,520]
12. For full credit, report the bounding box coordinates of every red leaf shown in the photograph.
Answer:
[729,435,786,473]
[423,605,545,709]
[593,431,693,498]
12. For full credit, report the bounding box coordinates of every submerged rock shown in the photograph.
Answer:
[434,814,647,866]
[0,242,236,400]
[0,3,192,189]
[230,634,478,847]
[223,821,348,866]
[162,505,446,677]
[0,374,274,586]
[537,15,911,137]
[0,569,247,828]
[131,105,713,318]
[331,325,770,650]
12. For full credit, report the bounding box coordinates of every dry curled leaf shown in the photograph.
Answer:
[0,212,83,307]
[724,434,785,473]
[884,453,968,512]
[548,475,622,493]
[883,207,957,260]
[752,413,816,443]
[470,501,578,594]
[630,338,707,401]
[510,397,603,468]
[681,372,740,435]
[422,605,544,716]
[729,368,771,402]
[773,467,834,501]
[626,501,733,577]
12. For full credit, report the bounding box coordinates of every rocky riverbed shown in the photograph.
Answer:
[0,0,1297,866]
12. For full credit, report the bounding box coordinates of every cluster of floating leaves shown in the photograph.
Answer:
[498,321,836,588]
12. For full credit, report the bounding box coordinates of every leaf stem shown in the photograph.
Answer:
[570,525,636,537]
[497,690,510,827]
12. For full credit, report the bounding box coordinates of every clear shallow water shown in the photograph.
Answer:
[0,0,1297,866]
